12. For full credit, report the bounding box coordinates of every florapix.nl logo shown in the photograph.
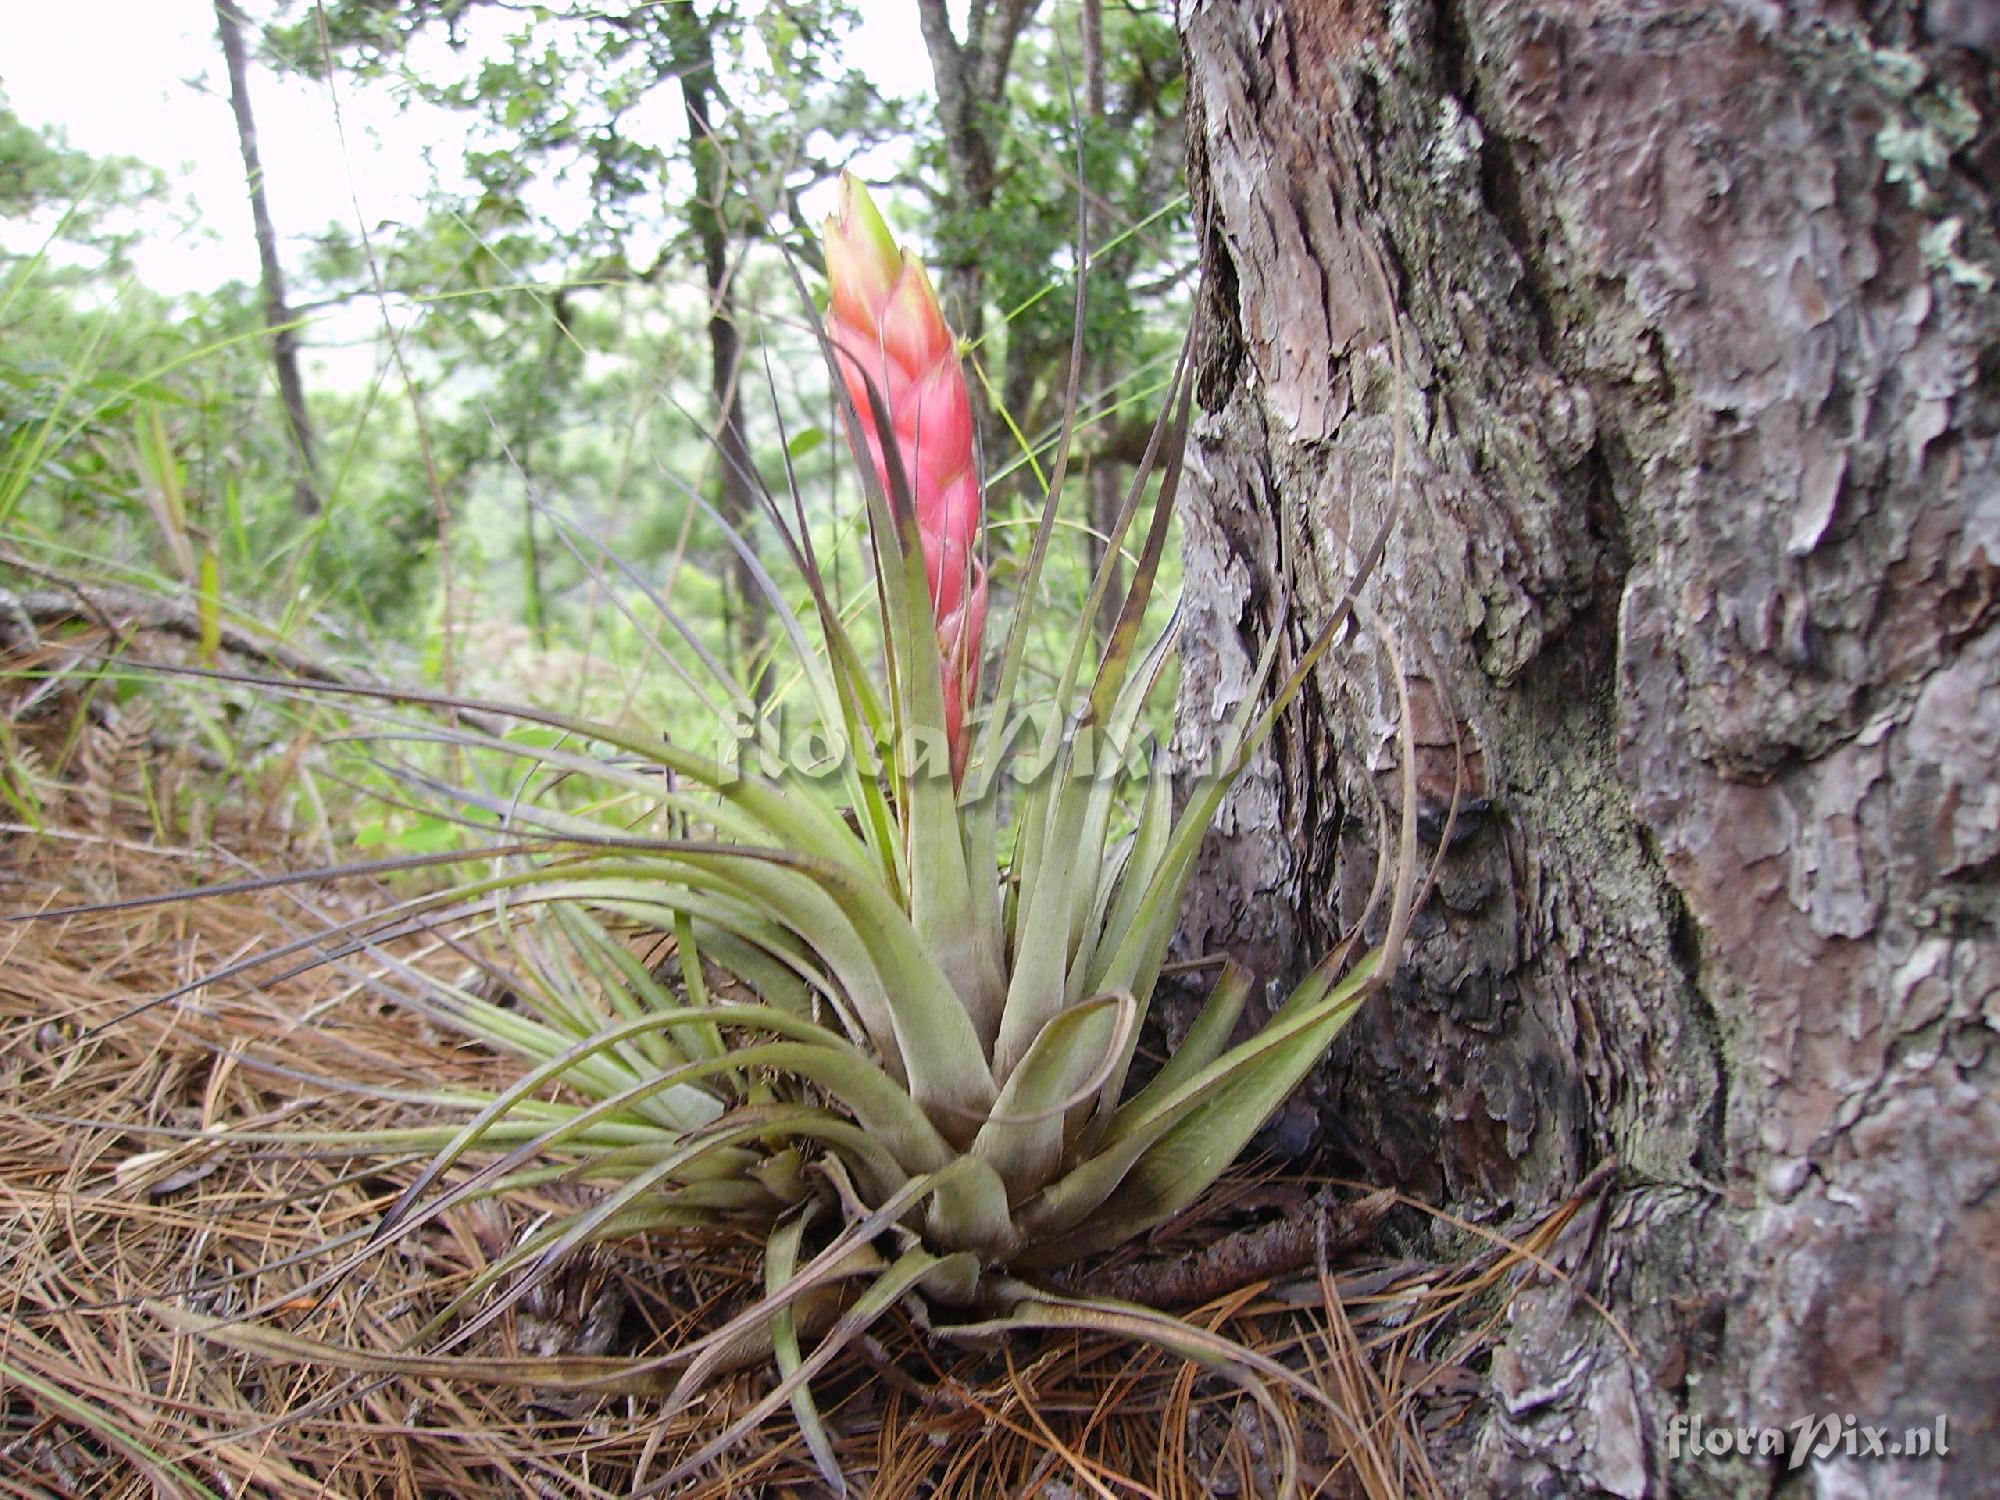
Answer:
[1669,1412,1951,1471]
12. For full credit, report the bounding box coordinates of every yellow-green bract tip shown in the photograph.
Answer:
[825,172,901,328]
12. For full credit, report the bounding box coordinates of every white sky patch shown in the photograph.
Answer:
[2,0,448,294]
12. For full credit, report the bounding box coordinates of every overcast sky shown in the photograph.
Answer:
[0,0,933,295]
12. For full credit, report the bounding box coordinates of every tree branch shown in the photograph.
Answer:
[0,579,353,687]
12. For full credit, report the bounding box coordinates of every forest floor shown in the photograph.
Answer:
[0,686,1569,1498]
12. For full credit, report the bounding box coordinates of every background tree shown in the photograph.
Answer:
[993,0,1187,647]
[662,3,764,687]
[914,0,1041,338]
[214,0,321,516]
[0,98,165,274]
[1172,2,1999,1494]
[913,0,1191,651]
[266,0,896,675]
[8,2,1199,685]
[0,98,345,628]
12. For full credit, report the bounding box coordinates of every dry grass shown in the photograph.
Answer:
[0,698,1582,1498]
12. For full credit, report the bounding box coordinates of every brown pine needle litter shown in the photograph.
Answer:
[0,723,1605,1498]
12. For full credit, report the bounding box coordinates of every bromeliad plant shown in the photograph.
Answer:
[163,174,1420,1490]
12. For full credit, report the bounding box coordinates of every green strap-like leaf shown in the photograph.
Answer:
[1085,758,1172,996]
[671,848,996,1128]
[1092,959,1254,1144]
[377,1004,949,1258]
[882,488,1004,1046]
[656,1156,987,1407]
[420,1103,898,1355]
[921,1151,1017,1261]
[1014,954,1379,1257]
[418,1136,781,1353]
[971,988,1133,1205]
[990,763,1094,1081]
[1063,620,1181,986]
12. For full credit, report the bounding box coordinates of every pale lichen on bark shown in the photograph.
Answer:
[1174,1,1999,1495]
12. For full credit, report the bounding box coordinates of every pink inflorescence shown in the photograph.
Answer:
[823,173,986,782]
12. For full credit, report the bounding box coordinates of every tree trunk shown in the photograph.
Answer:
[1173,3,1999,1497]
[669,9,764,697]
[916,0,1043,336]
[215,0,320,517]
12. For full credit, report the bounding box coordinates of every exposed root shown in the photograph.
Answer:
[1051,1186,1397,1308]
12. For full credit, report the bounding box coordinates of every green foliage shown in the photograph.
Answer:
[983,6,1189,361]
[0,249,425,635]
[5,1,1196,707]
[251,1,903,669]
[0,92,169,274]
[920,3,1192,456]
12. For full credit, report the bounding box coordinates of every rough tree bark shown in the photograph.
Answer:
[1172,3,1998,1497]
[214,0,321,517]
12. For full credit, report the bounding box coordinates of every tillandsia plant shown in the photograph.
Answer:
[110,174,1423,1492]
